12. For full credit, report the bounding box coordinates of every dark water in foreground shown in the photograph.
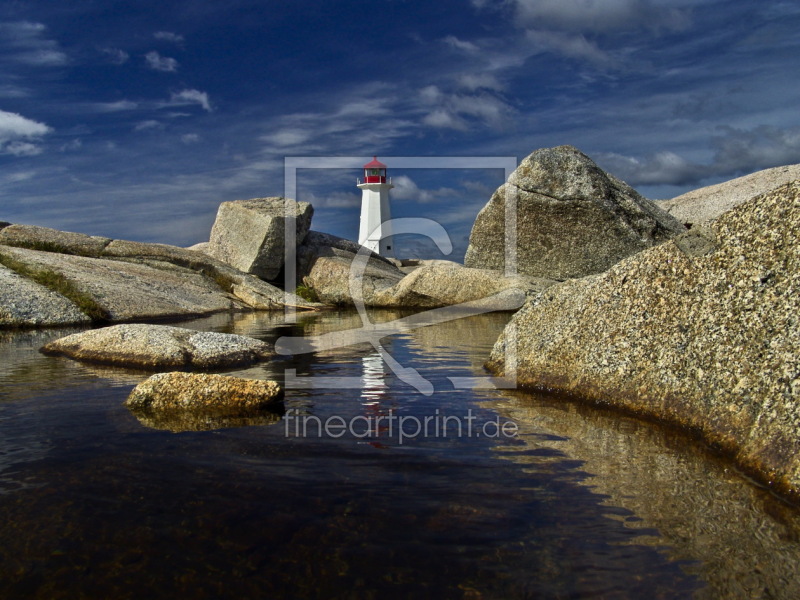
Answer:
[1,310,800,599]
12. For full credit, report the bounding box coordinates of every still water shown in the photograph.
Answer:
[1,310,799,599]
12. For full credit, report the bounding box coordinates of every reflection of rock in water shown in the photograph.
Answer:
[489,391,800,599]
[129,407,283,432]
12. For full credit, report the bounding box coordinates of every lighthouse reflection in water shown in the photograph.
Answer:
[360,352,390,442]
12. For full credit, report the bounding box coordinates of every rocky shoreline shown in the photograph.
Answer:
[487,179,800,501]
[3,145,798,501]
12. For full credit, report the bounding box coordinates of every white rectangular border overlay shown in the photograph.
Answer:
[283,156,518,391]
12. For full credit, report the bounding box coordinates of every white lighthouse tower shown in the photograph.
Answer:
[357,156,394,257]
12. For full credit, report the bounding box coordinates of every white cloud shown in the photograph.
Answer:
[423,109,467,131]
[510,0,687,33]
[265,129,313,149]
[443,35,480,53]
[0,84,30,98]
[0,21,68,66]
[145,51,179,72]
[598,125,800,187]
[92,100,139,112]
[4,141,43,156]
[60,139,82,152]
[391,175,458,204]
[598,150,706,186]
[134,120,163,131]
[526,29,616,67]
[181,133,201,144]
[102,47,129,65]
[0,108,51,144]
[458,73,504,92]
[154,31,185,44]
[169,89,213,112]
[419,85,514,131]
[300,190,361,209]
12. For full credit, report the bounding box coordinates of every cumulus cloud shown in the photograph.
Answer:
[169,89,213,112]
[598,125,800,187]
[598,150,707,186]
[145,51,179,72]
[711,125,800,174]
[0,21,69,66]
[0,108,51,156]
[391,175,458,204]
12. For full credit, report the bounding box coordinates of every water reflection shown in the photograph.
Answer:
[2,310,800,598]
[360,352,387,405]
[490,391,800,599]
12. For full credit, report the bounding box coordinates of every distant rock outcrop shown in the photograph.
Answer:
[0,225,316,328]
[487,181,800,499]
[373,263,555,309]
[465,145,686,280]
[660,163,800,226]
[297,230,405,305]
[41,324,273,369]
[208,197,313,281]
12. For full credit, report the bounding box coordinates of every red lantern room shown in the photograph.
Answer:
[363,156,387,184]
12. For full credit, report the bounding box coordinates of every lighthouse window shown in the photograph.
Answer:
[370,169,381,175]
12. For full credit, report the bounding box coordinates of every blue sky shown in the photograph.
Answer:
[1,1,799,260]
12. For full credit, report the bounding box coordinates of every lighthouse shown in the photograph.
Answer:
[357,156,394,257]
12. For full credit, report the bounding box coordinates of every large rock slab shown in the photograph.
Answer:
[208,197,313,281]
[374,263,555,309]
[487,181,800,500]
[298,231,406,306]
[126,372,282,412]
[0,224,111,257]
[303,253,405,306]
[0,246,237,322]
[465,145,685,280]
[660,163,800,226]
[102,238,316,311]
[41,324,272,369]
[0,262,91,327]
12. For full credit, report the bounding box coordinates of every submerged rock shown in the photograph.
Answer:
[487,181,800,499]
[129,407,282,433]
[208,197,313,281]
[465,145,685,280]
[125,371,283,413]
[41,323,272,369]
